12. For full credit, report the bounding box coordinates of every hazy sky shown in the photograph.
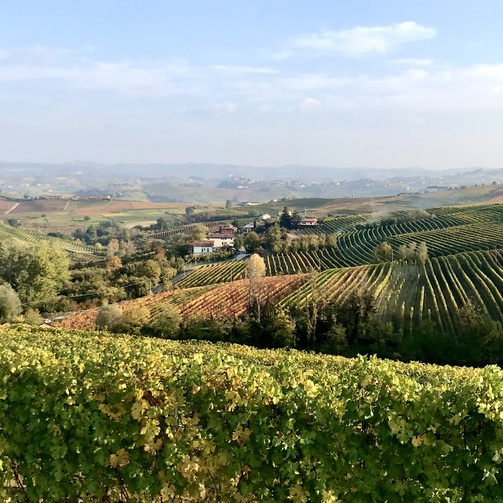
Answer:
[2,0,503,169]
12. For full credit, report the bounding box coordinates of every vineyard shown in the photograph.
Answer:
[55,285,213,330]
[278,249,503,334]
[0,222,97,257]
[176,260,249,288]
[434,203,503,224]
[266,218,503,274]
[180,274,309,319]
[1,325,503,501]
[57,275,308,329]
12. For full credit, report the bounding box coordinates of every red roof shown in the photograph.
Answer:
[192,240,215,247]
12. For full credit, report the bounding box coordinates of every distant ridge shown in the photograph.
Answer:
[0,161,500,182]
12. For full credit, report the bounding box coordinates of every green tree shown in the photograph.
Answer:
[225,200,233,209]
[96,304,123,331]
[248,306,296,349]
[119,305,150,335]
[0,241,70,308]
[265,224,282,253]
[149,303,181,338]
[0,284,22,322]
[374,242,393,262]
[279,207,292,229]
[23,308,44,326]
[233,234,244,251]
[243,231,260,253]
[191,224,209,241]
[137,260,162,288]
[156,217,169,231]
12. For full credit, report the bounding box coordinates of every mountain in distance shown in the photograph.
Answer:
[0,161,493,183]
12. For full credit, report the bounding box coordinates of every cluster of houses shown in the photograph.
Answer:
[191,223,237,255]
[191,214,319,255]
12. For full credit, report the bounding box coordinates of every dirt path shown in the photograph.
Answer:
[4,202,20,215]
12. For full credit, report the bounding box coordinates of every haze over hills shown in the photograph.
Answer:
[2,160,503,204]
[1,160,502,181]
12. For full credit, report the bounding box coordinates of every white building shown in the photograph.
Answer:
[192,240,214,255]
[206,234,234,248]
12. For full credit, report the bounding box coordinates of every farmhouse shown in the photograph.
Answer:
[206,233,234,248]
[242,223,255,235]
[192,240,214,255]
[298,217,318,227]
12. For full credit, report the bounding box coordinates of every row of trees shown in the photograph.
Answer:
[358,209,433,229]
[95,278,503,367]
[374,241,428,264]
[241,225,337,254]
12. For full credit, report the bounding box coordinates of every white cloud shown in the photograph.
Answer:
[212,101,237,113]
[388,58,435,67]
[298,97,320,111]
[211,64,278,75]
[0,46,197,97]
[293,22,436,55]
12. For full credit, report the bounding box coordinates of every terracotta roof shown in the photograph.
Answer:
[192,240,215,247]
[207,233,233,239]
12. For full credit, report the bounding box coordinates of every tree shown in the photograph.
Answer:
[243,231,260,253]
[248,306,296,349]
[246,254,266,322]
[398,242,418,263]
[247,253,266,282]
[225,200,233,209]
[279,207,292,229]
[96,304,123,331]
[265,224,282,253]
[149,303,181,338]
[137,259,162,288]
[0,241,70,308]
[106,255,122,271]
[107,238,120,258]
[233,234,244,251]
[119,305,151,335]
[417,242,428,265]
[185,206,195,216]
[374,242,393,262]
[0,284,22,322]
[23,308,43,326]
[191,224,209,241]
[332,287,376,345]
[291,211,302,229]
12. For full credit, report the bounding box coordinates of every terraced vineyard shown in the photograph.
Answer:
[55,286,212,330]
[434,203,503,224]
[388,222,503,257]
[0,222,97,257]
[176,259,249,287]
[296,214,369,234]
[267,219,503,274]
[180,274,309,318]
[57,275,307,329]
[278,249,503,334]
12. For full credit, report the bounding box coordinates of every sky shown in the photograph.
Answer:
[1,0,503,169]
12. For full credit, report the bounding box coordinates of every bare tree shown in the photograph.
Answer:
[246,254,266,322]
